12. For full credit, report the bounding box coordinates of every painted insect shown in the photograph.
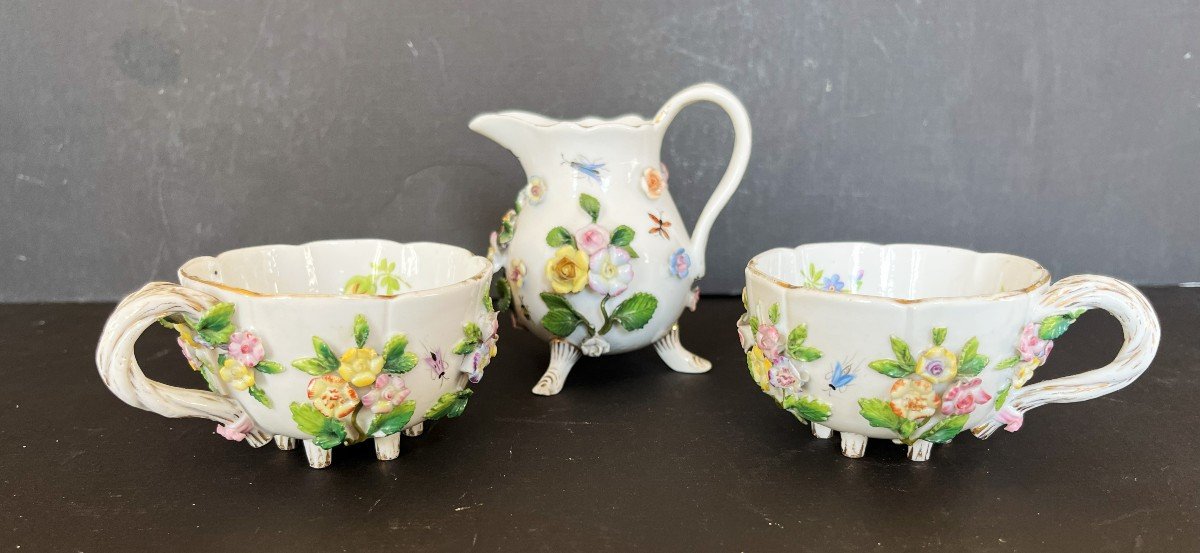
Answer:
[424,347,448,380]
[649,211,672,240]
[563,155,606,185]
[826,361,858,392]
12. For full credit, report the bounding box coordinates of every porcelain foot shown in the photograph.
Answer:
[403,422,424,437]
[532,339,581,396]
[811,423,833,439]
[274,436,296,450]
[375,434,401,461]
[303,440,332,469]
[245,433,269,448]
[907,439,933,462]
[840,432,868,458]
[653,324,712,374]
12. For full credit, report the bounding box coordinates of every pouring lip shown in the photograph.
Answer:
[472,110,654,130]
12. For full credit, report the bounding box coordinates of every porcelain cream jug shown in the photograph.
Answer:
[470,83,751,395]
[96,240,498,468]
[737,243,1160,461]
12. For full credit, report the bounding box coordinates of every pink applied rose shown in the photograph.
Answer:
[1017,322,1054,363]
[216,414,255,442]
[996,406,1024,432]
[574,224,611,255]
[756,324,782,360]
[227,330,265,367]
[361,374,412,414]
[939,377,993,415]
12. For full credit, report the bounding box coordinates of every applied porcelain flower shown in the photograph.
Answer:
[641,166,666,199]
[218,358,255,391]
[215,414,254,442]
[588,246,634,296]
[468,312,500,382]
[939,377,992,415]
[1013,360,1038,388]
[914,346,958,384]
[995,406,1024,432]
[337,347,384,387]
[177,337,201,371]
[889,378,939,419]
[497,209,517,245]
[574,224,611,256]
[546,246,589,294]
[669,248,691,279]
[755,323,782,361]
[581,335,611,357]
[1017,322,1054,363]
[307,374,360,419]
[227,330,265,367]
[361,374,412,415]
[768,359,806,389]
[736,316,754,351]
[508,259,526,289]
[747,346,772,391]
[526,177,546,205]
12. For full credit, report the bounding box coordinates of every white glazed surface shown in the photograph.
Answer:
[741,242,1159,447]
[471,82,751,355]
[97,240,494,442]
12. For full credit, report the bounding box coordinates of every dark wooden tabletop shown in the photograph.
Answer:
[2,290,1197,551]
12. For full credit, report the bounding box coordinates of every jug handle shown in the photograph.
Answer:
[654,83,751,279]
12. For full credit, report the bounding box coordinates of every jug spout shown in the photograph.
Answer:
[468,111,552,157]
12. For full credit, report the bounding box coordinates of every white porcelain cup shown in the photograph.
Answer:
[96,240,496,468]
[738,242,1160,461]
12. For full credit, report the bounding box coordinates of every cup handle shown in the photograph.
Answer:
[654,83,752,279]
[973,275,1160,438]
[96,282,270,446]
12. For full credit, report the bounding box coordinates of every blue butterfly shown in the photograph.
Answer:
[564,155,606,185]
[827,361,857,391]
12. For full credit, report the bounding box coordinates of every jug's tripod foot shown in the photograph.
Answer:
[532,339,581,396]
[653,324,712,374]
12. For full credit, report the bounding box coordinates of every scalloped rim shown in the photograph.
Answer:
[478,110,654,129]
[746,242,1051,305]
[178,239,491,300]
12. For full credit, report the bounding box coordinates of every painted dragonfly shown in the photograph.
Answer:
[563,155,606,185]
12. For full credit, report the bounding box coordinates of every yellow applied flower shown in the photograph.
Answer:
[747,346,773,391]
[218,358,255,391]
[914,346,958,384]
[1013,360,1038,388]
[337,347,384,387]
[545,246,589,294]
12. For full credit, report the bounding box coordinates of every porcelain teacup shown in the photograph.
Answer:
[96,240,497,468]
[738,242,1160,461]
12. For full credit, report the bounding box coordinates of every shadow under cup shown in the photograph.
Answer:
[97,240,495,454]
[741,242,1159,459]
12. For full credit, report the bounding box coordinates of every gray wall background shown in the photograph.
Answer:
[2,0,1198,302]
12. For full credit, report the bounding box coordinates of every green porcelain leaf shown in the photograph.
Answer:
[786,324,808,357]
[291,357,334,376]
[546,226,574,247]
[541,308,583,338]
[1039,311,1084,340]
[782,395,832,423]
[540,292,574,312]
[352,314,370,348]
[254,360,285,374]
[994,355,1021,371]
[383,334,418,374]
[610,225,635,247]
[932,327,948,346]
[898,419,920,440]
[959,353,989,376]
[890,336,915,366]
[367,399,416,436]
[994,382,1012,409]
[248,385,272,408]
[290,402,346,449]
[609,292,658,331]
[919,414,969,444]
[768,304,781,325]
[579,193,601,222]
[312,337,339,369]
[463,322,483,342]
[869,359,912,378]
[791,346,823,362]
[858,398,903,432]
[425,389,473,421]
